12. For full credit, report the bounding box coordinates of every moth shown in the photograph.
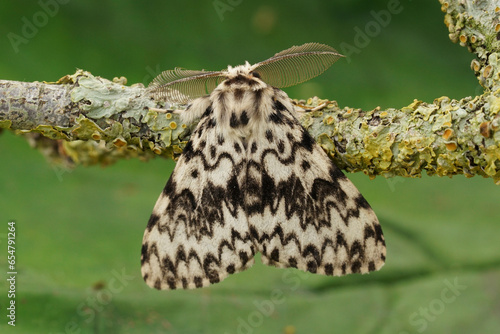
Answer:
[141,43,386,290]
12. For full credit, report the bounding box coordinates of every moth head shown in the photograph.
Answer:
[225,61,261,78]
[148,43,343,104]
[219,61,267,90]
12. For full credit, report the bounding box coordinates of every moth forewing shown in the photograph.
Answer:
[142,42,386,290]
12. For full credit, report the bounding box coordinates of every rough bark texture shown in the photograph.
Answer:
[0,0,499,183]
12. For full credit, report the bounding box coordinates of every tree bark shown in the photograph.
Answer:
[0,0,499,184]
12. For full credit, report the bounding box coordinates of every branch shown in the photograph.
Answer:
[0,0,499,184]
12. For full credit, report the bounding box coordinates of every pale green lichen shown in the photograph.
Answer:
[71,76,150,120]
[1,1,500,183]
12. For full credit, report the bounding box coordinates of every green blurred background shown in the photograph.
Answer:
[1,0,499,333]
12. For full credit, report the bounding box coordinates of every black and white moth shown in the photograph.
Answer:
[141,43,386,290]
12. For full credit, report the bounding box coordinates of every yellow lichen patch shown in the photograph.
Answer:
[493,172,500,185]
[470,59,480,72]
[496,24,500,32]
[413,104,436,121]
[112,76,127,85]
[312,111,323,117]
[378,160,391,170]
[323,115,335,125]
[317,133,335,154]
[396,135,435,174]
[126,145,138,152]
[32,125,70,140]
[483,65,493,78]
[432,112,452,131]
[491,117,500,131]
[443,13,452,28]
[442,128,454,140]
[484,145,500,176]
[54,69,88,84]
[436,154,459,176]
[113,137,127,147]
[152,146,162,154]
[409,99,423,110]
[459,34,467,43]
[418,146,436,166]
[159,130,173,147]
[434,96,450,106]
[166,113,172,119]
[480,121,491,138]
[71,116,105,138]
[380,111,388,118]
[143,108,159,124]
[397,141,414,160]
[343,108,354,118]
[91,132,101,140]
[181,124,187,129]
[169,121,177,130]
[470,35,477,43]
[173,145,184,154]
[487,95,500,115]
[363,130,394,170]
[445,142,458,151]
[0,120,12,129]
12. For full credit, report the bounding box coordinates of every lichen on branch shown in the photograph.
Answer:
[0,0,499,184]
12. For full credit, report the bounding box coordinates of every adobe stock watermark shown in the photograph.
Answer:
[339,0,411,64]
[49,267,135,334]
[225,269,310,334]
[143,64,163,87]
[386,176,405,192]
[213,0,244,22]
[52,164,73,182]
[7,0,71,54]
[400,277,467,334]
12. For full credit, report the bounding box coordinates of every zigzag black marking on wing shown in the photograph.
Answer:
[258,134,317,167]
[144,227,253,287]
[250,225,385,263]
[157,168,246,241]
[247,157,366,230]
[182,142,239,172]
[249,220,382,269]
[245,104,373,227]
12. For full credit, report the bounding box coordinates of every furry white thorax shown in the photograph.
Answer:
[181,61,295,141]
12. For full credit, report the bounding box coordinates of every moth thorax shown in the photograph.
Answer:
[215,89,259,139]
[211,76,271,140]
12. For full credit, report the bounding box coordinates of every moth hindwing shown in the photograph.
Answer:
[141,43,386,290]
